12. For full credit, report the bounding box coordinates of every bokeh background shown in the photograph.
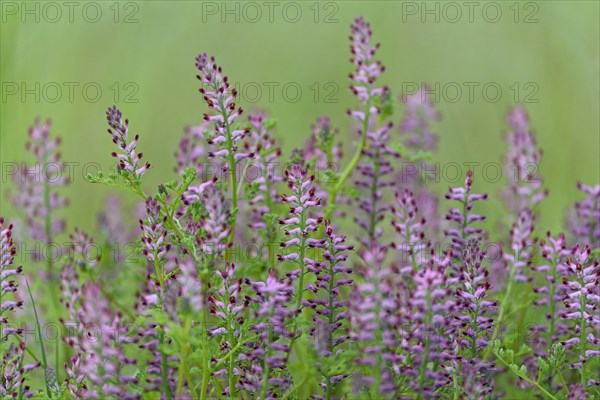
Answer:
[1,0,599,233]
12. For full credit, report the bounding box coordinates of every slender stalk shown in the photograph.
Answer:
[325,241,338,400]
[578,273,587,386]
[367,148,381,245]
[176,317,192,396]
[556,369,569,395]
[42,175,61,318]
[259,299,274,400]
[218,98,238,249]
[159,291,173,400]
[547,253,558,346]
[25,280,52,398]
[280,376,308,400]
[295,205,308,311]
[494,350,558,400]
[416,289,432,400]
[324,101,372,222]
[199,305,211,400]
[486,246,519,361]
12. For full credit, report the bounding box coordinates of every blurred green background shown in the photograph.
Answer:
[1,0,599,233]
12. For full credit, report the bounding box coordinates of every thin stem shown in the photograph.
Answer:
[259,300,274,400]
[295,202,308,311]
[486,247,519,362]
[199,306,211,400]
[416,289,432,400]
[367,149,381,244]
[556,368,569,395]
[218,97,238,249]
[25,280,52,398]
[177,317,192,396]
[578,273,587,386]
[211,336,257,372]
[324,101,372,222]
[494,350,558,400]
[159,293,173,400]
[280,376,308,400]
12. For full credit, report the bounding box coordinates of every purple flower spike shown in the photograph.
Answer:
[179,257,204,314]
[566,182,600,249]
[1,342,40,398]
[237,269,295,397]
[208,262,248,335]
[402,258,455,398]
[246,111,282,235]
[140,197,171,267]
[398,86,442,240]
[444,171,488,255]
[502,106,547,215]
[277,165,323,307]
[504,208,536,283]
[10,119,69,248]
[106,105,151,179]
[349,243,400,397]
[529,232,571,350]
[400,85,441,152]
[354,122,398,249]
[1,217,39,399]
[1,217,24,340]
[561,245,599,378]
[66,283,140,399]
[453,241,496,363]
[175,120,210,175]
[193,185,231,257]
[391,189,429,273]
[348,17,386,111]
[195,53,252,162]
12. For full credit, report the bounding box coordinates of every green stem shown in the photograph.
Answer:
[547,253,558,346]
[578,274,587,386]
[259,300,274,400]
[25,280,52,398]
[211,336,257,373]
[177,317,192,397]
[324,101,372,222]
[159,294,173,400]
[486,248,519,362]
[280,376,308,400]
[218,98,238,250]
[494,350,558,400]
[295,205,308,311]
[556,369,569,395]
[416,289,432,400]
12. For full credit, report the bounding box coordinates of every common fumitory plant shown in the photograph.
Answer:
[2,16,599,400]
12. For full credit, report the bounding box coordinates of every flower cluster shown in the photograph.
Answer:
[444,170,488,254]
[4,15,600,400]
[195,53,251,163]
[106,105,151,180]
[354,122,398,248]
[399,86,441,153]
[567,182,600,249]
[10,119,69,272]
[1,217,39,398]
[237,269,295,397]
[561,245,599,381]
[277,165,323,307]
[304,222,355,397]
[391,189,429,273]
[502,106,548,215]
[348,17,386,114]
[398,87,442,238]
